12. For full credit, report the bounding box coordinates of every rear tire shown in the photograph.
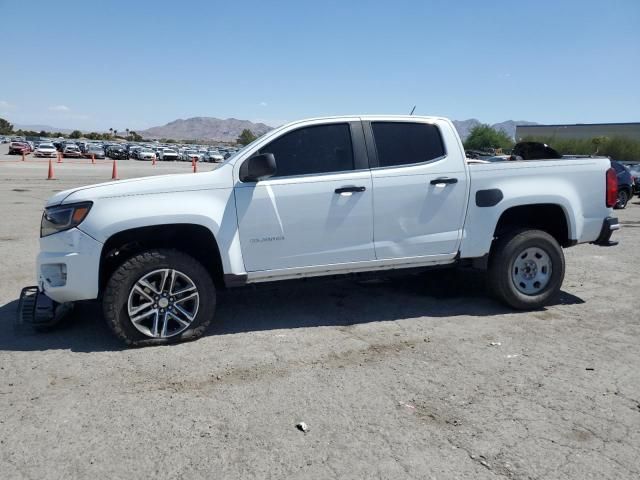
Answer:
[103,249,216,347]
[488,229,565,310]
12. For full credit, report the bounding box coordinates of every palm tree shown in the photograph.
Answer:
[114,129,118,138]
[125,128,130,140]
[109,128,113,138]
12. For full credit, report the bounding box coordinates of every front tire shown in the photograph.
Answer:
[103,249,216,347]
[488,229,565,310]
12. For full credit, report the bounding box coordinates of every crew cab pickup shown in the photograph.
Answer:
[20,115,620,346]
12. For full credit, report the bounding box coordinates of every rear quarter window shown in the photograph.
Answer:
[371,122,445,167]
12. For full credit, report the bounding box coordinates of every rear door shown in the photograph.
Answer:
[365,119,468,259]
[234,120,375,272]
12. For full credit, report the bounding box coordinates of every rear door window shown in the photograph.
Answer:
[371,122,445,167]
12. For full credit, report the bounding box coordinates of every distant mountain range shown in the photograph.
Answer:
[14,124,74,134]
[138,117,538,142]
[138,117,272,142]
[14,117,539,142]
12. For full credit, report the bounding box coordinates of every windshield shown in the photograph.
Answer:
[39,144,54,148]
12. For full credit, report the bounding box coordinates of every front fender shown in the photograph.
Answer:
[78,188,245,276]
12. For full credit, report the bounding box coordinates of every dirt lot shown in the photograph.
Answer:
[1,148,639,479]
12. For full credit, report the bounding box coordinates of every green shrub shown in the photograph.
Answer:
[464,124,514,151]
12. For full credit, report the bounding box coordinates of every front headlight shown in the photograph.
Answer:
[40,202,92,237]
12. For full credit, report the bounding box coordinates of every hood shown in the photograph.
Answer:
[46,163,234,207]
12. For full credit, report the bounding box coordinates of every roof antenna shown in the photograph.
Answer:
[409,105,416,115]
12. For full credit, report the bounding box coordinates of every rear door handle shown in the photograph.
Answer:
[335,186,366,194]
[430,177,458,185]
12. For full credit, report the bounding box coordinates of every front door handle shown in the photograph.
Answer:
[335,186,366,194]
[430,177,458,185]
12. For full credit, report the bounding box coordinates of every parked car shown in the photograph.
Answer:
[108,146,129,160]
[129,146,143,159]
[158,148,179,161]
[622,163,640,196]
[62,145,83,158]
[137,148,156,161]
[611,160,634,209]
[205,150,224,162]
[85,145,106,159]
[182,149,202,162]
[8,141,31,155]
[61,141,79,151]
[21,115,620,346]
[33,143,58,158]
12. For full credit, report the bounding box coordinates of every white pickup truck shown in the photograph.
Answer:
[19,115,620,346]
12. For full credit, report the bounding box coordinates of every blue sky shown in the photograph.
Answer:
[1,0,638,130]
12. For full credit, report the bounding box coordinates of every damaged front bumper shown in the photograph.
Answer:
[17,286,74,327]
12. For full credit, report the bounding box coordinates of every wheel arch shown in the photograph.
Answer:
[99,224,225,293]
[493,203,572,247]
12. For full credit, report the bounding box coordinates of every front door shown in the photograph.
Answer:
[234,121,375,272]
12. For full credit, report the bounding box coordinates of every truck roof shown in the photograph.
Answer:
[287,114,449,123]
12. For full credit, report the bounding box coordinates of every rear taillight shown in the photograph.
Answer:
[606,167,618,207]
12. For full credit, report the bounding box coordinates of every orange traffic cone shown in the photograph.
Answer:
[91,153,95,164]
[57,152,63,163]
[192,158,197,173]
[47,158,56,180]
[22,151,26,162]
[111,159,119,180]
[152,155,156,166]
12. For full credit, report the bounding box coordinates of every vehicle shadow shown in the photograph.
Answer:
[0,269,584,352]
[211,269,584,335]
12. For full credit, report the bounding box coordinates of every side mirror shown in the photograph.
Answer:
[240,153,277,182]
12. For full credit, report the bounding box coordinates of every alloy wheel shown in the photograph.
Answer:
[127,269,199,338]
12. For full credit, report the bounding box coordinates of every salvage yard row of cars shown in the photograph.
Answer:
[2,136,238,163]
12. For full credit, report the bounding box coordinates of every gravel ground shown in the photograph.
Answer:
[1,149,639,479]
